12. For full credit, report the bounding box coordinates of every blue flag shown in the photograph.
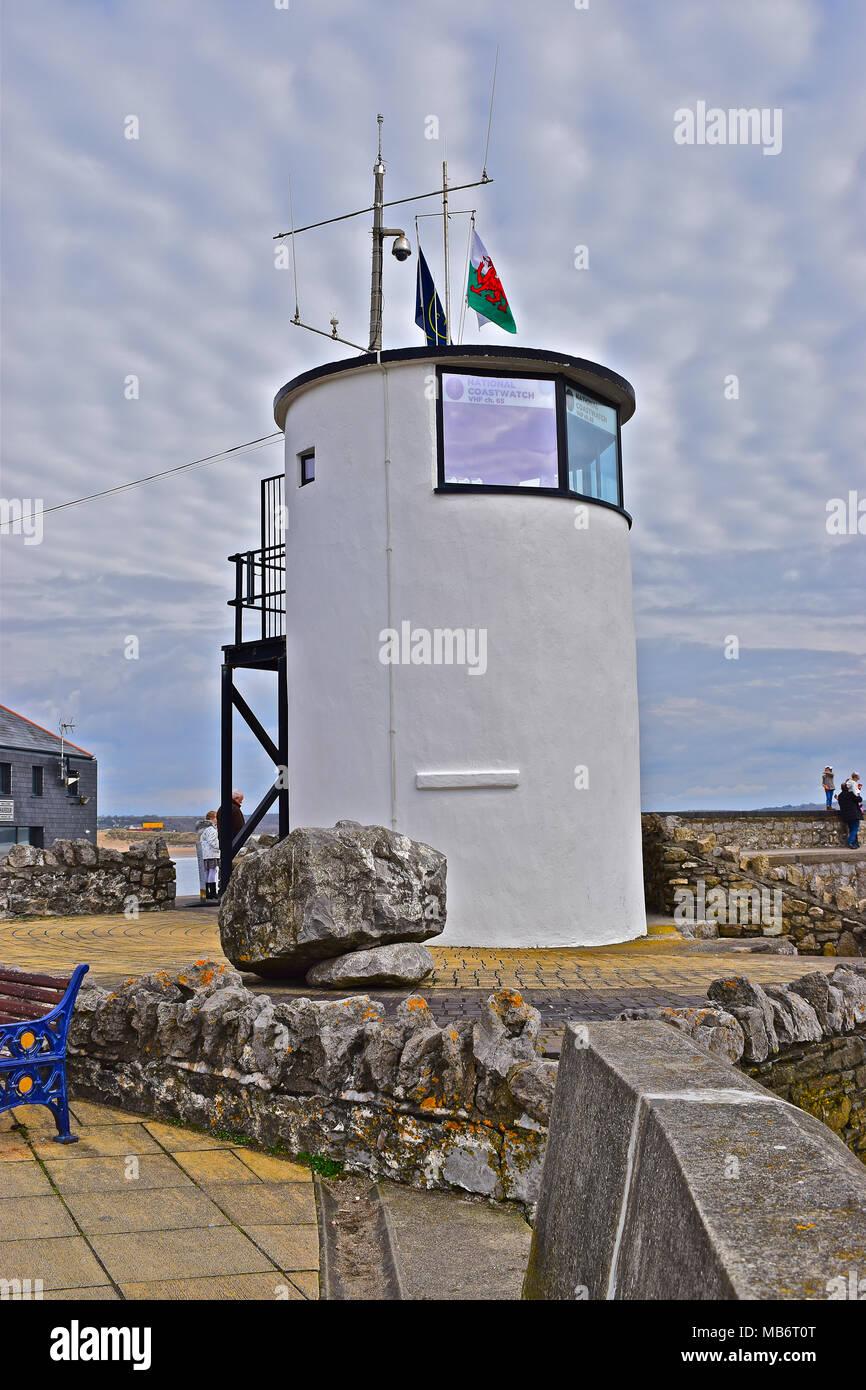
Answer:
[415,245,448,346]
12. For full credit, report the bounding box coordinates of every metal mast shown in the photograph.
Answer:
[442,158,452,344]
[368,115,386,352]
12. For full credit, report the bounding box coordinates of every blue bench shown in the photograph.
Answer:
[0,964,89,1143]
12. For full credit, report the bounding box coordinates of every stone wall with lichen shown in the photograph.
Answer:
[65,960,866,1213]
[742,1030,866,1161]
[624,963,866,1164]
[67,961,555,1207]
[642,814,865,955]
[0,838,176,920]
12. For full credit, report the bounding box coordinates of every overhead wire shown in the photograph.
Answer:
[34,433,283,518]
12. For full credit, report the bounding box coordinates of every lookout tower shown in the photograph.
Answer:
[271,344,644,947]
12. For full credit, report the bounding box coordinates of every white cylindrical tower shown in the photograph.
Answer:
[274,346,644,947]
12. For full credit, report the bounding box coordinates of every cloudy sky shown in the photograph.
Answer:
[1,0,863,813]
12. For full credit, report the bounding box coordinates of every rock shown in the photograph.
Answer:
[173,960,243,996]
[828,967,866,1026]
[762,985,823,1045]
[359,995,435,1094]
[706,976,778,1059]
[745,938,797,954]
[3,844,44,870]
[656,1006,746,1063]
[305,943,434,989]
[507,1060,559,1123]
[786,972,845,1034]
[472,990,540,1113]
[834,886,858,912]
[219,822,446,977]
[837,930,863,957]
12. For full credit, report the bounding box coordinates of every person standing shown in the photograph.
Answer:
[822,766,835,809]
[847,773,863,808]
[217,789,245,854]
[837,781,862,849]
[199,811,220,900]
[194,816,209,900]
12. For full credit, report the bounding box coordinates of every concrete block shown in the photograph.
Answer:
[523,1020,866,1300]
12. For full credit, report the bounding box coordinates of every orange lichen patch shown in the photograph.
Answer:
[419,1098,438,1111]
[405,997,428,1011]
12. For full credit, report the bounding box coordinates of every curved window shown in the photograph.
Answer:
[436,366,624,512]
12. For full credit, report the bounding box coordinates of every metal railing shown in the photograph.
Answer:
[227,543,285,645]
[226,474,286,646]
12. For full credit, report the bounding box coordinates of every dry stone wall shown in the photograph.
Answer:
[0,838,176,919]
[65,959,866,1212]
[642,813,865,955]
[67,961,552,1207]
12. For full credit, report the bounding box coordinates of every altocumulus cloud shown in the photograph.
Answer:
[0,0,863,812]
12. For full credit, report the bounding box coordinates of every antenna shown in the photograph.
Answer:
[273,115,493,353]
[58,716,76,783]
[481,46,499,180]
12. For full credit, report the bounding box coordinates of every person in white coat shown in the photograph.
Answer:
[199,811,220,900]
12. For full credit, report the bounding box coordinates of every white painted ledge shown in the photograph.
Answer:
[415,770,520,790]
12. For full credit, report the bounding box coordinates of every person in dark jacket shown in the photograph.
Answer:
[217,790,245,853]
[837,783,862,849]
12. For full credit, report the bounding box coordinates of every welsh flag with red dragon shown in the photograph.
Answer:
[466,228,516,334]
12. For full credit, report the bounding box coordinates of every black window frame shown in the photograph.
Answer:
[434,364,628,522]
[0,763,10,796]
[298,448,316,487]
[32,765,43,797]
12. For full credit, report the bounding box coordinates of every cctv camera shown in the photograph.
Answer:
[391,234,412,262]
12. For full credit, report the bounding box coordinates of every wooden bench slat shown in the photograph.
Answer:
[0,997,50,1021]
[0,980,64,1005]
[0,968,72,990]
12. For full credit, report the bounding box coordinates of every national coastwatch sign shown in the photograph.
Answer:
[0,801,13,822]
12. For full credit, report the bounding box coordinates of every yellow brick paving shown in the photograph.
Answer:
[0,1100,318,1301]
[0,905,838,998]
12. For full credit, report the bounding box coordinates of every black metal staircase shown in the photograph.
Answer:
[219,473,288,890]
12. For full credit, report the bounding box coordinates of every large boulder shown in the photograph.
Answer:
[305,942,434,989]
[219,821,446,977]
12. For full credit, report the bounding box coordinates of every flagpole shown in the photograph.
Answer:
[442,157,451,345]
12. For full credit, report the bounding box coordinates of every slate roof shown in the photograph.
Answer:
[0,705,94,758]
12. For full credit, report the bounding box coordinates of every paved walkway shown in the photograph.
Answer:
[0,1098,318,1300]
[0,902,839,1037]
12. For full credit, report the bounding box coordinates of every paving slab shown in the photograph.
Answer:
[231,1148,312,1183]
[89,1226,277,1283]
[43,1153,195,1195]
[172,1148,260,1185]
[244,1225,320,1271]
[43,1285,120,1300]
[119,1272,306,1300]
[0,1161,54,1198]
[0,1235,110,1291]
[0,1194,78,1241]
[206,1181,316,1227]
[63,1185,230,1236]
[28,1123,163,1161]
[377,1182,532,1301]
[142,1120,239,1152]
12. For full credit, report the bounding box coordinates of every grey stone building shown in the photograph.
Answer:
[0,705,97,854]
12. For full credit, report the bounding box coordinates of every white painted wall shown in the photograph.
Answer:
[281,354,645,946]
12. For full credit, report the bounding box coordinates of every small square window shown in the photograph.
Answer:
[299,449,315,486]
[32,766,43,796]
